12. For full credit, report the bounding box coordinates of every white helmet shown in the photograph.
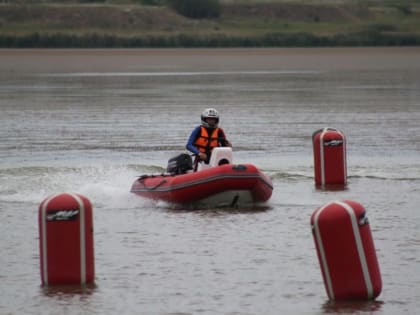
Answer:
[201,108,219,128]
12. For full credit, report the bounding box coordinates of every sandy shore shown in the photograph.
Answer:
[1,47,420,73]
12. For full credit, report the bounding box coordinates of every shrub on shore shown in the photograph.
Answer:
[167,0,221,19]
[1,31,419,48]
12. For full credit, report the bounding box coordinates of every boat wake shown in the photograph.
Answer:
[0,164,142,209]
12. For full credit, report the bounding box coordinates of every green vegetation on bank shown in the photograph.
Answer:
[1,0,420,47]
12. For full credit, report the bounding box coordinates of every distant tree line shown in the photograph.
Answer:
[1,31,419,48]
[1,0,419,48]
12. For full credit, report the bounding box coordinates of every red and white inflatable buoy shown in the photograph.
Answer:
[313,127,347,187]
[311,200,382,300]
[39,193,95,286]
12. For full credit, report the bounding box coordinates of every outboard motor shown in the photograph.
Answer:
[167,153,193,175]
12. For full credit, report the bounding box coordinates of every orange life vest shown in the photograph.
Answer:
[194,126,220,153]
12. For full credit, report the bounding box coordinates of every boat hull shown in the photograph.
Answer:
[130,164,273,207]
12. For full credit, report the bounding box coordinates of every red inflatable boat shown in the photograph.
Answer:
[130,148,273,207]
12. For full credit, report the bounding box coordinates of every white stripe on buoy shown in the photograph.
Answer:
[341,132,347,185]
[319,128,327,186]
[68,193,86,285]
[313,201,336,300]
[335,200,373,299]
[335,129,347,185]
[40,193,61,286]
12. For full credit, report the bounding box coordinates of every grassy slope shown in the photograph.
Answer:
[0,1,420,47]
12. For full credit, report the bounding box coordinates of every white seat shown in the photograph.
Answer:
[209,147,233,167]
[197,147,233,171]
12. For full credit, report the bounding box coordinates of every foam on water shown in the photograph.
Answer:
[0,164,152,210]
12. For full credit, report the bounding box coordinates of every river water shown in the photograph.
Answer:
[0,48,419,315]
